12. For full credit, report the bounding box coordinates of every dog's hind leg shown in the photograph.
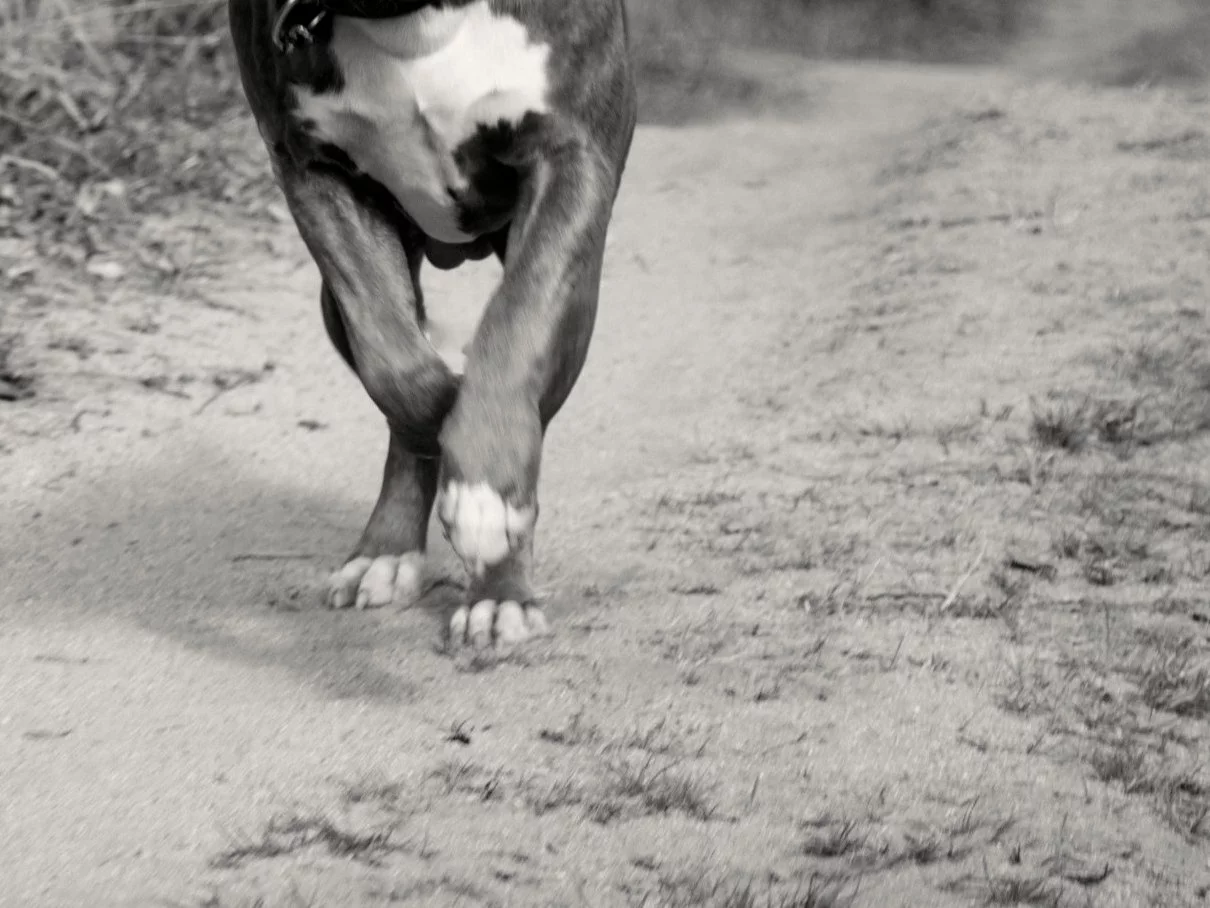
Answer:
[282,162,459,609]
[317,281,439,610]
[327,427,441,609]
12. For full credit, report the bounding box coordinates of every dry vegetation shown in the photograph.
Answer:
[0,0,1201,318]
[0,0,1039,434]
[6,0,1203,412]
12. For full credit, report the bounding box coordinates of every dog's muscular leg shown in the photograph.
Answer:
[280,163,458,453]
[328,429,439,608]
[441,139,620,647]
[278,161,459,609]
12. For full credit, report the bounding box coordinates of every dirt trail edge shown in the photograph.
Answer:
[2,60,1208,907]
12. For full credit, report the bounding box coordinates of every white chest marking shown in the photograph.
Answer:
[293,2,550,244]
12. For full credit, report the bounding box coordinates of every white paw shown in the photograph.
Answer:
[449,600,550,650]
[326,552,424,610]
[438,482,535,578]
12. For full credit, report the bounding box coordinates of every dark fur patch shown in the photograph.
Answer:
[449,119,528,238]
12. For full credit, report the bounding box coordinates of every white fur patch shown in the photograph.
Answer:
[293,1,551,244]
[438,481,535,577]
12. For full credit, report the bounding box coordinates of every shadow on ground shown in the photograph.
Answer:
[5,441,475,703]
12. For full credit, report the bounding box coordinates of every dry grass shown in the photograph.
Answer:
[636,866,858,908]
[211,810,405,869]
[0,1,256,235]
[1,0,1201,304]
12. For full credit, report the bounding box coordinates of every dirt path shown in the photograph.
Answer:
[2,59,1208,907]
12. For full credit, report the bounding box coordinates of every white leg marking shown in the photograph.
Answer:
[327,553,425,610]
[439,482,535,577]
[467,600,496,649]
[494,601,527,646]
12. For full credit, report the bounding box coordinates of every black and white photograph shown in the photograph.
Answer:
[1,0,1208,904]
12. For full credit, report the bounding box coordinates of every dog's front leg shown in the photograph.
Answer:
[438,139,620,648]
[279,160,460,609]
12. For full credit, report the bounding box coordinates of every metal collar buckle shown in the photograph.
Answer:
[272,0,330,53]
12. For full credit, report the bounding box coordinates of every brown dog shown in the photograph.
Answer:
[227,0,637,647]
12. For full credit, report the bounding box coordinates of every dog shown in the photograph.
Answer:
[227,0,638,647]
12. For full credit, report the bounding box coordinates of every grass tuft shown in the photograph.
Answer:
[602,754,718,822]
[644,865,857,908]
[1134,645,1210,719]
[211,811,403,869]
[1029,397,1088,452]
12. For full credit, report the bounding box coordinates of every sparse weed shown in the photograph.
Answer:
[940,855,1062,906]
[620,717,710,758]
[753,676,783,702]
[1134,644,1210,719]
[944,797,1015,843]
[1154,769,1210,841]
[525,777,586,817]
[983,870,1061,907]
[858,416,914,443]
[211,812,403,869]
[1089,743,1152,795]
[1030,397,1088,452]
[639,866,857,908]
[800,818,886,868]
[538,710,601,747]
[429,759,501,800]
[997,657,1056,716]
[603,754,718,822]
[1090,397,1141,447]
[935,416,982,452]
[1105,335,1210,442]
[340,774,406,810]
[896,832,971,866]
[386,875,485,905]
[584,795,627,826]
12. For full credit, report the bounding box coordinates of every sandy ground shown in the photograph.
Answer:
[1,57,1208,907]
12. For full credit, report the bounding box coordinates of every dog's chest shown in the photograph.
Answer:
[293,3,550,243]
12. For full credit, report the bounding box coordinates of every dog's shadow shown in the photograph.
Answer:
[13,441,478,704]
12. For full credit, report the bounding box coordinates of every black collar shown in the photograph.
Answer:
[273,0,330,52]
[273,0,443,52]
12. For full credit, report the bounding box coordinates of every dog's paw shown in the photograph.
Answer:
[449,600,550,650]
[326,552,424,610]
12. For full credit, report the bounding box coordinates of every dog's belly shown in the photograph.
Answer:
[293,2,550,244]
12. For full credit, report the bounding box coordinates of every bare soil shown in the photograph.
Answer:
[1,56,1208,907]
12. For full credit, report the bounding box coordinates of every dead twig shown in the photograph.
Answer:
[195,368,269,414]
[1005,553,1057,581]
[940,540,988,613]
[0,154,64,182]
